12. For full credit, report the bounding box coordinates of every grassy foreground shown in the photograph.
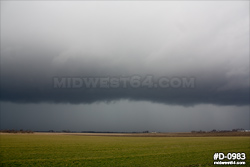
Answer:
[0,133,249,167]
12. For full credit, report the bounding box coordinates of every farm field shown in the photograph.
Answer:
[0,133,249,167]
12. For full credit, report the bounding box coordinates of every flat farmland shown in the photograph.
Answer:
[0,133,249,167]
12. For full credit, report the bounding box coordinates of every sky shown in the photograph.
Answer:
[0,1,249,132]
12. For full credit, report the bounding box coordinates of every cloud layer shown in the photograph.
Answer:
[1,1,249,106]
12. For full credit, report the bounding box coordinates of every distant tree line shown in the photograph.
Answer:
[0,129,33,133]
[191,128,245,133]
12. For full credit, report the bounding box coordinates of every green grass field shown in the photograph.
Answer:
[0,133,249,167]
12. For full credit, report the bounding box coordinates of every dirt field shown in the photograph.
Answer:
[11,131,250,137]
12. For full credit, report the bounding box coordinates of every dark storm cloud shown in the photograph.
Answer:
[1,1,249,106]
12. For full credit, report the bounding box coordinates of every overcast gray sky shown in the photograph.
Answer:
[1,1,249,132]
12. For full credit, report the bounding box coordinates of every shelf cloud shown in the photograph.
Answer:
[1,1,249,106]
